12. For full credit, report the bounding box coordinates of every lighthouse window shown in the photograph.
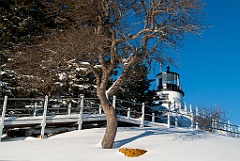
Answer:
[160,94,169,100]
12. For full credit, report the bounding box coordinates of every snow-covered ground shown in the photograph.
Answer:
[0,126,239,161]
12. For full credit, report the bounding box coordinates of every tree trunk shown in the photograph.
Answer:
[101,104,118,149]
[98,89,118,149]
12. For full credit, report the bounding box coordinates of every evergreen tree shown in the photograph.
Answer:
[0,52,13,97]
[116,64,155,104]
[50,60,98,98]
[1,0,104,98]
[115,64,156,117]
[0,0,78,50]
[0,0,45,49]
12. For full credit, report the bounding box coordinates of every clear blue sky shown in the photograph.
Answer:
[150,0,240,125]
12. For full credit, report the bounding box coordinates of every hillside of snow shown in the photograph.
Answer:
[0,127,239,161]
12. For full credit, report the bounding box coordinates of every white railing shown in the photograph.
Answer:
[0,95,240,142]
[113,98,240,138]
[0,95,103,141]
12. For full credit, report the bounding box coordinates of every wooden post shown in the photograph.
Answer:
[175,116,178,127]
[238,125,240,137]
[167,102,171,128]
[190,104,194,129]
[68,102,71,114]
[127,108,131,118]
[228,120,231,136]
[40,95,48,139]
[230,122,233,135]
[167,110,170,128]
[224,123,227,135]
[0,96,8,142]
[235,129,238,137]
[99,105,102,114]
[152,113,155,122]
[140,103,145,127]
[184,102,187,111]
[178,112,182,127]
[33,102,37,116]
[112,95,116,109]
[78,95,84,130]
[212,119,215,133]
[215,120,218,134]
[196,107,199,130]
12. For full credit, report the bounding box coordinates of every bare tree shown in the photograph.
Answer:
[8,0,206,149]
[195,105,227,132]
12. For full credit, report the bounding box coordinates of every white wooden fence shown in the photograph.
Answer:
[0,95,98,141]
[0,95,240,142]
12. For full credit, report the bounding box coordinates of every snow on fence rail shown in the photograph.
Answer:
[0,96,103,141]
[113,97,240,138]
[0,95,240,142]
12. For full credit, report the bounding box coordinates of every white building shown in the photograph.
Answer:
[154,66,184,111]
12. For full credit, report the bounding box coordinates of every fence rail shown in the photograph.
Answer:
[0,95,240,142]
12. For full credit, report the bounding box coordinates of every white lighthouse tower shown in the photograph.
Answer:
[155,66,184,111]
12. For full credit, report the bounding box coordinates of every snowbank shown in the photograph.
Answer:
[0,127,239,161]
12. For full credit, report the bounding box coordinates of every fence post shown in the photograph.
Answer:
[112,95,116,109]
[228,120,231,136]
[167,110,170,128]
[140,103,145,127]
[184,102,187,111]
[68,102,72,114]
[40,95,48,139]
[238,126,240,137]
[0,96,8,142]
[190,104,194,129]
[178,111,182,126]
[212,119,215,133]
[224,123,227,136]
[127,108,131,118]
[152,113,155,122]
[78,95,84,130]
[196,107,199,130]
[33,102,38,116]
[215,120,218,134]
[175,116,178,127]
[235,129,238,137]
[99,105,102,114]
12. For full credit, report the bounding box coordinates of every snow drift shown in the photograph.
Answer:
[0,127,239,161]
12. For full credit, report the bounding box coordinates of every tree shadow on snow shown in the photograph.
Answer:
[113,127,208,148]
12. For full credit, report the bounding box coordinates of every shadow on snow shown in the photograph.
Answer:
[113,127,208,148]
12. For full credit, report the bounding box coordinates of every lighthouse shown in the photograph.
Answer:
[155,66,184,111]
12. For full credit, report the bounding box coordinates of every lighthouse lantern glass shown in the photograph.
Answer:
[162,73,179,85]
